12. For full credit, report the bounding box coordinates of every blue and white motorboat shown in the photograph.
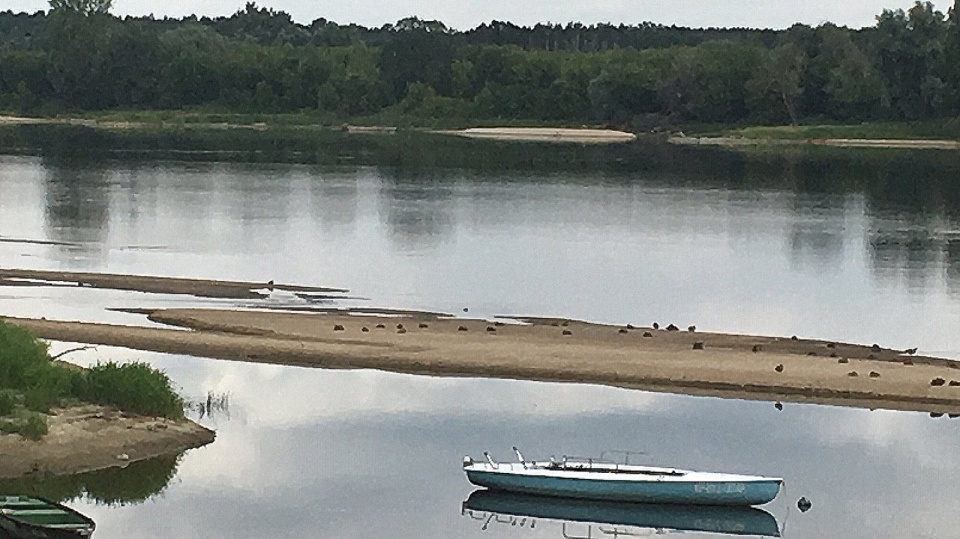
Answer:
[463,449,782,506]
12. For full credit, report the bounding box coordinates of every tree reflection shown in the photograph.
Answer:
[38,127,113,259]
[0,453,182,506]
[377,168,454,252]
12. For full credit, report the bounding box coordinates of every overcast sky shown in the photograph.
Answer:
[5,0,955,30]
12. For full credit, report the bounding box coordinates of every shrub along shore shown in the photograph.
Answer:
[0,319,214,478]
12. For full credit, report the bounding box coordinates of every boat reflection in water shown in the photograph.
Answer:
[462,489,781,537]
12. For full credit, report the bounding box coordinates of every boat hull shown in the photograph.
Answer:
[0,496,95,539]
[465,469,781,506]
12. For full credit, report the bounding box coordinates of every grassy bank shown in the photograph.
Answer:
[720,120,960,141]
[0,320,184,440]
[2,107,597,131]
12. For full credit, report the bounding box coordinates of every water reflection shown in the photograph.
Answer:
[0,453,182,507]
[41,154,111,257]
[462,490,781,537]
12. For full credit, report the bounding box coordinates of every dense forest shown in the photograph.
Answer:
[1,0,959,129]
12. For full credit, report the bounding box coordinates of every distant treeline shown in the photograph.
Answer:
[1,1,959,129]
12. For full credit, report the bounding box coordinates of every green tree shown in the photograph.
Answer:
[746,43,806,124]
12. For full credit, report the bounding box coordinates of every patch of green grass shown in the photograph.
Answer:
[728,120,960,141]
[0,410,48,441]
[0,321,188,441]
[0,391,16,416]
[77,362,184,420]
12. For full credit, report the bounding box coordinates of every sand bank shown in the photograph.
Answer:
[0,268,347,300]
[8,310,960,415]
[0,404,214,479]
[441,127,638,144]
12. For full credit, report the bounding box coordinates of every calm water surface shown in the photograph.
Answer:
[2,129,960,538]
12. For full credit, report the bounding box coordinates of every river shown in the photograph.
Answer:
[1,126,960,538]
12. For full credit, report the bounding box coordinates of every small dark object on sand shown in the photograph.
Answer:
[618,328,629,334]
[397,328,407,334]
[797,497,812,512]
[562,329,573,336]
[826,342,836,349]
[688,325,696,332]
[871,344,882,352]
[838,357,849,364]
[333,324,345,331]
[561,321,569,327]
[666,324,679,331]
[848,371,858,377]
[361,327,369,332]
[627,324,636,330]
[931,377,946,386]
[396,323,404,330]
[829,352,838,358]
[807,352,817,356]
[458,325,468,332]
[495,321,505,326]
[419,323,429,328]
[375,323,386,329]
[642,331,653,338]
[486,326,496,332]
[775,364,784,373]
[692,341,704,350]
[869,371,880,378]
[752,345,762,353]
[949,380,960,387]
[791,335,799,341]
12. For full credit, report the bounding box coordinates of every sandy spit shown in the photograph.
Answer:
[440,127,638,144]
[0,268,346,300]
[0,405,215,479]
[8,310,960,415]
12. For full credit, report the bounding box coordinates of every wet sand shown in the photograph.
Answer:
[0,404,214,479]
[8,309,960,415]
[0,268,347,300]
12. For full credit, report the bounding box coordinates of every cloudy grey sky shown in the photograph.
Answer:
[5,0,955,30]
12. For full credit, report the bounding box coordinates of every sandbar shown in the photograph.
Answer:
[0,268,347,300]
[441,127,638,144]
[8,309,960,415]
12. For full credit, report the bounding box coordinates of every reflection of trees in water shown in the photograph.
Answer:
[787,193,850,268]
[0,453,182,506]
[378,168,454,252]
[37,128,114,260]
[187,391,231,421]
[307,175,359,232]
